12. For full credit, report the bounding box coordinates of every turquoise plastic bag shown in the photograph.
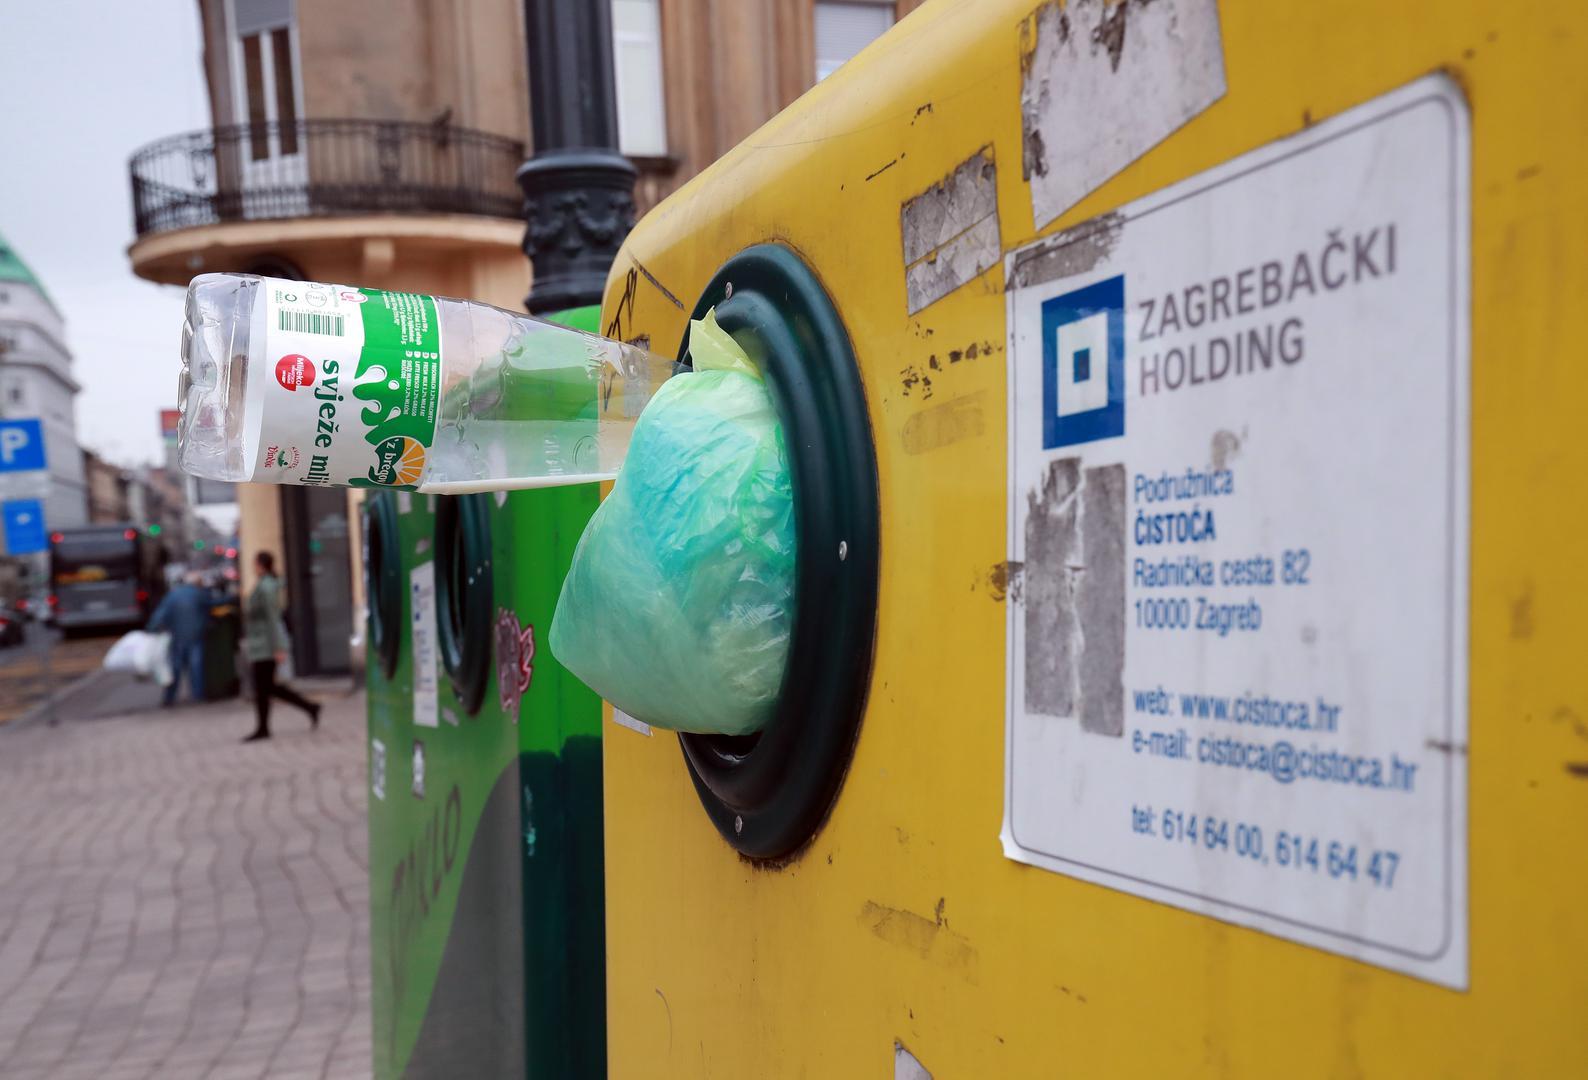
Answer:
[548,312,795,735]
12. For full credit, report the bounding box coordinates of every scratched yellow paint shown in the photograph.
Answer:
[598,1,1588,1074]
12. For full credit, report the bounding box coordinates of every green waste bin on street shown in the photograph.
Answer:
[202,602,240,700]
[365,306,607,1079]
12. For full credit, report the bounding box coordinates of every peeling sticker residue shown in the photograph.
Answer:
[612,708,652,736]
[1005,211,1125,291]
[858,900,979,983]
[901,147,1001,314]
[1019,0,1225,230]
[982,559,1025,603]
[895,1042,933,1080]
[1023,458,1125,735]
[900,391,987,455]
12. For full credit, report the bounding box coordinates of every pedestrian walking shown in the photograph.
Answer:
[146,570,213,706]
[241,551,320,742]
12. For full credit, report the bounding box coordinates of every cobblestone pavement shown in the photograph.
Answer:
[0,682,372,1079]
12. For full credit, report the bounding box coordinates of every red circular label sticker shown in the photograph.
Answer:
[275,354,316,391]
[340,290,368,303]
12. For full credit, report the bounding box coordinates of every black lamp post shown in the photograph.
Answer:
[517,0,638,314]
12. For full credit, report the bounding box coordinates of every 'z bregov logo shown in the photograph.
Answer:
[275,354,316,391]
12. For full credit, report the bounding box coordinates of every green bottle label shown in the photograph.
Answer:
[253,277,442,489]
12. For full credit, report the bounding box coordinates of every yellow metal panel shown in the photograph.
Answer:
[600,1,1588,1074]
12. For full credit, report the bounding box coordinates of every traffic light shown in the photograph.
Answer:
[193,539,205,551]
[148,523,162,536]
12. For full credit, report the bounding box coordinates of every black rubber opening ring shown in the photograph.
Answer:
[366,490,402,681]
[434,493,494,716]
[675,243,880,861]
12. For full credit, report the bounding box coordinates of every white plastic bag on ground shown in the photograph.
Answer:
[103,631,150,673]
[104,630,173,685]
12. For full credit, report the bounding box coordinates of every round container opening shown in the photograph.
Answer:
[365,491,402,681]
[434,493,494,715]
[673,243,880,861]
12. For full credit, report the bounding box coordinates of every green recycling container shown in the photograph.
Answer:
[202,602,241,700]
[365,306,607,1079]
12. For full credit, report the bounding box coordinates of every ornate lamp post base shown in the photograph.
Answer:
[517,149,636,315]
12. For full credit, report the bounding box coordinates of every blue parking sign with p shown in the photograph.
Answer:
[0,419,47,472]
[1041,276,1126,449]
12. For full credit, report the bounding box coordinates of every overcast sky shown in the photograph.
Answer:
[0,2,208,467]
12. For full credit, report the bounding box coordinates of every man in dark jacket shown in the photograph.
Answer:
[147,572,213,706]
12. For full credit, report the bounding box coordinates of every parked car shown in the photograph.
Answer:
[13,594,51,626]
[0,604,26,647]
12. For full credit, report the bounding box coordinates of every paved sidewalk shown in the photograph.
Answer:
[0,682,372,1079]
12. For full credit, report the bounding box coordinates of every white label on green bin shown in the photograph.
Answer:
[411,561,438,730]
[1002,76,1469,988]
[253,277,442,489]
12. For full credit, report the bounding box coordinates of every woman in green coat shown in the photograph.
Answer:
[242,551,320,742]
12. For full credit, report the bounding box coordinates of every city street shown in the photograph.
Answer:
[0,677,371,1079]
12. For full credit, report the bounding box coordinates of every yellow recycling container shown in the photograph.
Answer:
[598,1,1588,1075]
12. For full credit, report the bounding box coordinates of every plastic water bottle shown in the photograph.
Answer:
[177,274,674,492]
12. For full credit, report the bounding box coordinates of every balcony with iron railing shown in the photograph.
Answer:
[127,119,527,282]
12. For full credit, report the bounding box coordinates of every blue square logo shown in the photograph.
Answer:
[1042,275,1125,449]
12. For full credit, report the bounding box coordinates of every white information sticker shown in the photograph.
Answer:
[410,561,439,729]
[370,737,387,801]
[1003,76,1469,987]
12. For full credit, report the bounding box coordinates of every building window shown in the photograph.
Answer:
[611,0,668,158]
[232,0,300,161]
[242,33,269,160]
[270,27,299,154]
[815,0,894,81]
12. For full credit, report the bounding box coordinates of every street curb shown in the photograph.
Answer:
[8,666,118,731]
[6,670,362,731]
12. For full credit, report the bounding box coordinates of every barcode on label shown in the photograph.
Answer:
[278,310,346,336]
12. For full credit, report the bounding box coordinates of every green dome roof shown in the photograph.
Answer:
[0,230,55,309]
